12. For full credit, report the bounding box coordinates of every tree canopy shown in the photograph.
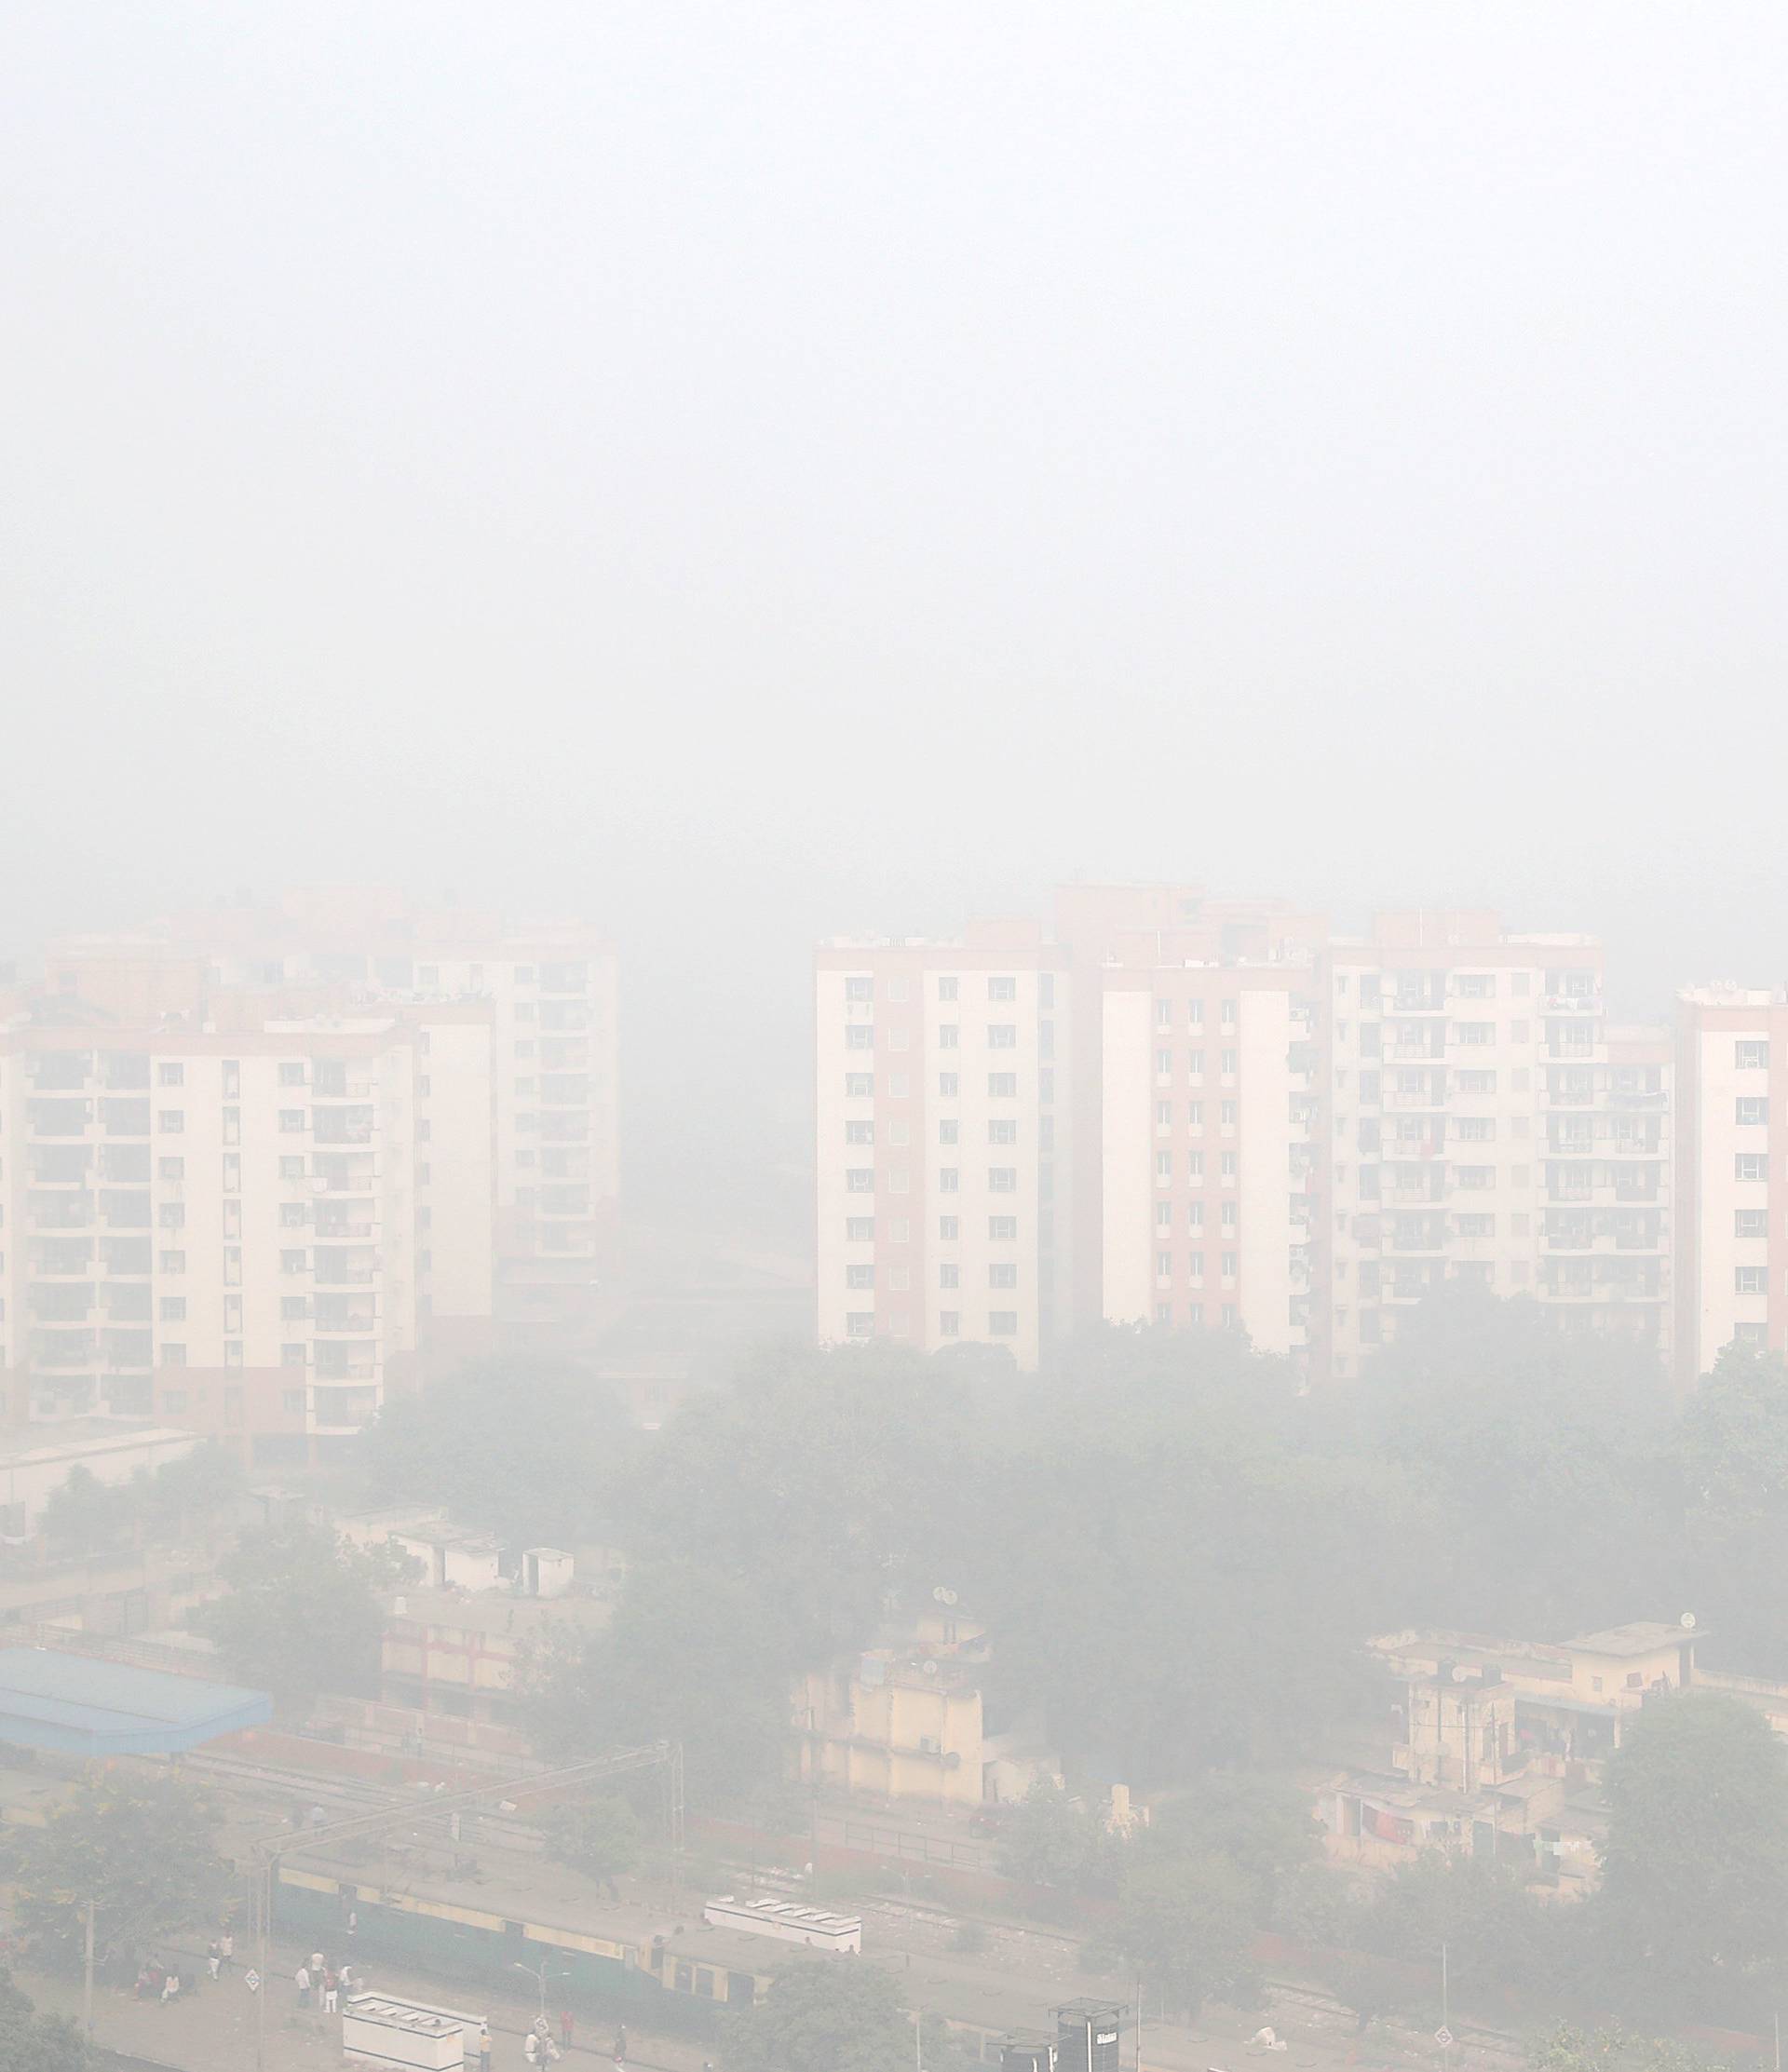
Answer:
[0,1968,88,2072]
[724,1959,914,2072]
[0,1773,230,1978]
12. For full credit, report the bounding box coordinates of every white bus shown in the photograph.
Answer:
[701,1895,862,1953]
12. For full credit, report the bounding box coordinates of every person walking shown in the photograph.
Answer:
[295,1963,312,2011]
[219,1930,234,1972]
[479,2019,493,2072]
[323,1968,340,2014]
[524,2032,540,2069]
[559,2010,574,2052]
[207,1941,221,1982]
[311,1949,326,1978]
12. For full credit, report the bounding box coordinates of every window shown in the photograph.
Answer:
[989,977,1016,1001]
[1155,1202,1173,1228]
[940,1264,960,1289]
[989,1119,1017,1144]
[156,1156,184,1183]
[1738,1098,1770,1126]
[157,1203,184,1229]
[1458,1213,1495,1239]
[1737,1266,1768,1295]
[988,1073,1017,1097]
[846,976,874,1002]
[1738,1040,1769,1070]
[156,1063,184,1087]
[278,1062,305,1086]
[940,1310,960,1335]
[1456,1022,1495,1046]
[279,1109,305,1131]
[1156,1151,1172,1181]
[1456,973,1495,997]
[940,1215,959,1239]
[846,1026,874,1050]
[1156,1049,1173,1077]
[989,1311,1018,1336]
[888,1073,910,1098]
[887,977,909,1003]
[939,1119,959,1145]
[939,1167,959,1193]
[1187,1201,1205,1228]
[1156,1001,1173,1028]
[1221,1201,1238,1230]
[1737,1210,1768,1239]
[1222,1252,1239,1279]
[988,1024,1017,1049]
[1458,1070,1497,1093]
[1188,1251,1205,1280]
[845,1312,874,1339]
[158,1250,185,1273]
[988,1167,1017,1191]
[1187,1102,1203,1128]
[938,1025,959,1049]
[846,1169,874,1192]
[281,1293,310,1320]
[846,1074,874,1098]
[1220,1000,1237,1029]
[1456,1117,1496,1141]
[278,1155,305,1180]
[158,1296,186,1322]
[1736,1321,1769,1347]
[847,1265,875,1290]
[1737,1154,1768,1182]
[1187,1151,1205,1180]
[1220,1049,1238,1077]
[1220,1100,1238,1127]
[846,1120,874,1145]
[1221,1151,1238,1180]
[1157,1251,1172,1279]
[938,977,959,1001]
[157,1110,184,1132]
[990,1264,1018,1289]
[1188,1050,1205,1077]
[1456,1165,1495,1189]
[1157,1101,1173,1127]
[161,1344,186,1367]
[847,1217,874,1241]
[938,1073,958,1096]
[989,1215,1017,1240]
[279,1202,306,1227]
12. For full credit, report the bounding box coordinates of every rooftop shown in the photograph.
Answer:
[0,1646,271,1755]
[1565,1623,1698,1659]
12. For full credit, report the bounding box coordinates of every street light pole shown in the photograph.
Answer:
[82,1899,95,2038]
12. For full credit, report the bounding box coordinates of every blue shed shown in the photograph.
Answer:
[0,1647,272,1756]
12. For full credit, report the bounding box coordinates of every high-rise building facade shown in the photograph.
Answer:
[0,992,494,1462]
[814,924,1071,1368]
[1676,986,1788,1378]
[1319,914,1670,1377]
[43,889,618,1347]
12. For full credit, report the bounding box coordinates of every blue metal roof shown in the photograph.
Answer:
[0,1647,272,1755]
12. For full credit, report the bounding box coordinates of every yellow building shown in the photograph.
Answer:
[792,1622,1055,1809]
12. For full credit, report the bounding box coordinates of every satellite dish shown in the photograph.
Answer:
[922,1660,939,1676]
[1451,1667,1472,1683]
[932,1587,947,1603]
[941,1589,958,1606]
[1681,1612,1698,1630]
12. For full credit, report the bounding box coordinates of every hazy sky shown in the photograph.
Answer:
[4,5,1784,1224]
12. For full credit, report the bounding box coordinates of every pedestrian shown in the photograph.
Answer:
[311,1949,326,1977]
[295,1964,312,2010]
[533,2016,550,2046]
[324,1969,340,2014]
[134,1965,154,2000]
[208,1942,221,1982]
[613,2026,626,2064]
[219,1930,234,1972]
[347,1908,359,1939]
[160,1971,181,2007]
[524,2033,540,2069]
[338,1962,355,1998]
[559,2010,574,2052]
[479,2020,493,2072]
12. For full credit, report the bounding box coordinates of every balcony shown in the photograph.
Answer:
[313,1114,374,1147]
[100,1099,152,1137]
[313,1213,376,1241]
[28,1100,92,1138]
[311,1076,374,1102]
[29,1194,96,1230]
[1543,995,1600,1014]
[314,1305,378,1335]
[28,1056,93,1092]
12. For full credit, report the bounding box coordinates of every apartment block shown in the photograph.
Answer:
[1319,915,1670,1377]
[814,924,1071,1367]
[45,888,617,1346]
[1676,986,1788,1378]
[0,995,494,1463]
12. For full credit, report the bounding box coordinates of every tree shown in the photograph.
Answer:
[139,1443,245,1545]
[1348,1851,1561,2004]
[360,1360,628,1552]
[1595,1691,1788,2013]
[725,1959,913,2072]
[1321,1952,1412,2037]
[0,1967,88,2072]
[1669,1346,1788,1676]
[522,1558,791,1811]
[1,1773,229,1978]
[190,1518,416,1714]
[1146,1771,1320,1923]
[1529,2025,1735,2072]
[1091,1851,1259,2021]
[997,1781,1114,1893]
[544,1795,643,1896]
[39,1468,131,1561]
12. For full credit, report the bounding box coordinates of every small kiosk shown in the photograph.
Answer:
[342,1993,480,2071]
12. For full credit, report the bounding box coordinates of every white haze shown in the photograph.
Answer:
[3,2,1784,1231]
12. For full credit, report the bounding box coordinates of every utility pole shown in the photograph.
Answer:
[82,1900,95,2038]
[1441,1940,1451,2072]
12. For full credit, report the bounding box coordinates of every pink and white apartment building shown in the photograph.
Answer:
[1675,985,1788,1379]
[1319,914,1671,1377]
